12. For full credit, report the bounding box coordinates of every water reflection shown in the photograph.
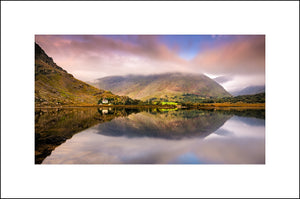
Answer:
[96,109,232,139]
[36,108,265,164]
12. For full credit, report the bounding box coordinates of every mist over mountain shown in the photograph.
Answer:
[213,75,233,84]
[91,73,231,102]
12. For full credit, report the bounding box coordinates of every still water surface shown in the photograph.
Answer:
[35,107,265,164]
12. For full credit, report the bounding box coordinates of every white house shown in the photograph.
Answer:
[102,109,108,114]
[102,99,108,104]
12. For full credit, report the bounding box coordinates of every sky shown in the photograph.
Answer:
[35,35,265,92]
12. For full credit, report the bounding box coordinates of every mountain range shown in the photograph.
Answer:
[35,42,264,106]
[231,85,265,96]
[91,73,231,102]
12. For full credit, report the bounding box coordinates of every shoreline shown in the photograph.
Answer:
[35,103,265,109]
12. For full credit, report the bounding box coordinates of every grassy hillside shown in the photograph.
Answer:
[92,73,232,102]
[214,92,265,103]
[35,43,138,106]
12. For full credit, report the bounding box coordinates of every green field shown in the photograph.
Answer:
[152,101,178,105]
[161,102,178,105]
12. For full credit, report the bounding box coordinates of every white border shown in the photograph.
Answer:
[1,1,299,198]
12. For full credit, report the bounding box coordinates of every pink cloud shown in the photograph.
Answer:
[192,36,265,75]
[35,35,189,80]
[35,35,265,90]
[36,35,185,64]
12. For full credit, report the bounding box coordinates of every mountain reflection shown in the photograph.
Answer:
[96,109,232,139]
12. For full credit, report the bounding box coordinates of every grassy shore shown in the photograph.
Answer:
[35,103,265,109]
[35,104,178,109]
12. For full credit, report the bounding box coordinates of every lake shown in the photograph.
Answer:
[35,107,265,164]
